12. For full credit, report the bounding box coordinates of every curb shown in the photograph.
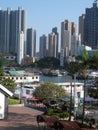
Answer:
[8,104,24,107]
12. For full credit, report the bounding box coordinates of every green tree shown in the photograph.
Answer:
[66,62,81,121]
[0,59,4,76]
[33,82,68,106]
[88,51,98,70]
[82,49,88,62]
[81,49,89,126]
[81,49,89,70]
[0,67,4,76]
[0,78,16,92]
[32,57,60,69]
[66,62,81,78]
[0,59,16,91]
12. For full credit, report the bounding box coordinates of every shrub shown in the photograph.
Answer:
[47,108,69,119]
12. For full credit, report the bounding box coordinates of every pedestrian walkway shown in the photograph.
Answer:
[0,105,44,130]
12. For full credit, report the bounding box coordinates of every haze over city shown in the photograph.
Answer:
[0,0,94,51]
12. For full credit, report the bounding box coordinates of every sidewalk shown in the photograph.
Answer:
[0,105,44,130]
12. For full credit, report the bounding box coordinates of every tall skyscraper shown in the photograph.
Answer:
[17,31,24,65]
[47,27,59,58]
[0,7,26,63]
[0,8,11,53]
[61,20,76,59]
[84,0,98,49]
[39,34,47,59]
[10,7,26,55]
[27,28,36,57]
[79,14,85,44]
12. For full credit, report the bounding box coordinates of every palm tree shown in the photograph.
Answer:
[81,70,88,126]
[66,62,81,121]
[81,49,89,126]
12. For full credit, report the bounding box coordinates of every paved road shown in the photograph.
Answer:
[0,106,44,130]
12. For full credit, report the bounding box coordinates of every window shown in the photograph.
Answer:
[20,77,22,80]
[26,90,30,94]
[12,77,14,80]
[77,92,80,98]
[36,76,38,79]
[11,57,13,59]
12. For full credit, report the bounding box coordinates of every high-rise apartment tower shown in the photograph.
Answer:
[61,20,76,58]
[27,28,36,57]
[84,0,98,49]
[47,27,59,58]
[0,7,26,64]
[39,34,47,59]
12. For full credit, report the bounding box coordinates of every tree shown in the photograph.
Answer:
[33,82,68,106]
[0,60,4,76]
[66,62,81,121]
[0,59,16,91]
[81,49,89,70]
[0,77,16,92]
[81,49,89,126]
[66,62,81,78]
[88,51,98,70]
[0,67,4,76]
[32,57,60,69]
[82,49,88,62]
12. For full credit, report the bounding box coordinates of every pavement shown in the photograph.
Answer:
[0,105,44,130]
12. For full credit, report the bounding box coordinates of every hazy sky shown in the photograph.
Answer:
[0,0,94,50]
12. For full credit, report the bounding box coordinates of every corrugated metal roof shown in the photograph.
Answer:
[9,71,25,76]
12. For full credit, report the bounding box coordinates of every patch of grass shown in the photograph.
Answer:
[8,98,20,105]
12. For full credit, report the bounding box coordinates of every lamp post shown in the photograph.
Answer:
[74,74,77,118]
[81,70,88,126]
[69,78,72,121]
[19,83,23,104]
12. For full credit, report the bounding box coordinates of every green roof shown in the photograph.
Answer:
[9,71,25,76]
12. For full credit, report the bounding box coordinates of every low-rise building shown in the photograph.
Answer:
[56,82,84,107]
[0,84,13,119]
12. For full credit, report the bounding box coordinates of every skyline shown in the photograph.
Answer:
[0,0,94,51]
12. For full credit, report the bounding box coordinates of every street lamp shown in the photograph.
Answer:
[19,83,23,104]
[69,77,72,121]
[73,74,77,118]
[81,70,88,126]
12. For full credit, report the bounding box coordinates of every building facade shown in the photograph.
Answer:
[27,28,36,57]
[0,7,26,64]
[39,34,47,59]
[17,31,24,64]
[79,14,85,45]
[47,27,59,58]
[61,20,77,61]
[84,1,98,49]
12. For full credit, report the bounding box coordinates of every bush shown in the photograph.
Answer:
[47,108,69,119]
[8,98,20,105]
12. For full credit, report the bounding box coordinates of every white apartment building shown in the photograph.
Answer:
[56,82,84,98]
[17,31,24,65]
[60,20,77,64]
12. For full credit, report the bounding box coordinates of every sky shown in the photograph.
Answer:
[0,0,94,51]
